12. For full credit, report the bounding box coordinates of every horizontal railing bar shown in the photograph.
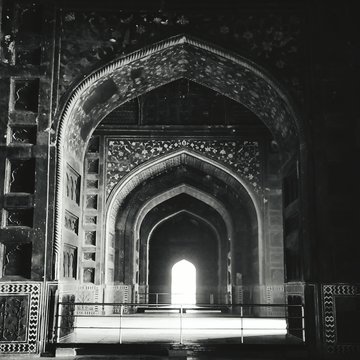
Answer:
[58,302,303,307]
[57,314,305,320]
[62,326,304,331]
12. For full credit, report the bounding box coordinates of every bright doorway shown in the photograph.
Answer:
[171,259,196,305]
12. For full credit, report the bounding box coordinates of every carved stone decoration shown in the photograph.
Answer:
[83,268,95,283]
[87,136,100,152]
[87,159,99,174]
[64,211,79,235]
[86,195,97,209]
[75,284,101,315]
[85,215,97,224]
[0,282,41,354]
[65,165,80,205]
[322,284,360,354]
[87,179,98,189]
[83,252,95,261]
[106,138,261,196]
[59,36,300,164]
[62,244,77,279]
[84,231,96,246]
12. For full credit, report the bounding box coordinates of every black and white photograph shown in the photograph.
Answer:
[0,0,359,359]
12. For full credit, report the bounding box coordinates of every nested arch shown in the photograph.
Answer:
[129,186,232,295]
[140,207,227,299]
[106,149,260,290]
[106,148,260,234]
[54,35,308,289]
[54,35,305,271]
[134,184,233,239]
[148,210,220,304]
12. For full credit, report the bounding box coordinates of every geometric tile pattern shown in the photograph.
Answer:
[322,284,360,354]
[0,282,41,354]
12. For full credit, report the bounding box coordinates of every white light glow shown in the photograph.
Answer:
[171,259,196,305]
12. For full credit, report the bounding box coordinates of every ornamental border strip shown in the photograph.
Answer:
[322,284,360,354]
[0,282,42,354]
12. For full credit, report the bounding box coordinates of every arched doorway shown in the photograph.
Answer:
[53,35,307,344]
[148,211,218,305]
[107,151,259,304]
[171,260,196,305]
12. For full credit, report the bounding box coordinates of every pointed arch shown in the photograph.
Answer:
[54,34,306,281]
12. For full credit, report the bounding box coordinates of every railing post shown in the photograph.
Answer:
[240,305,244,344]
[53,294,60,344]
[301,305,306,342]
[179,304,183,344]
[119,304,123,344]
[155,293,159,305]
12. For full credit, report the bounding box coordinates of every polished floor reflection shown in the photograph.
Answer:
[59,312,294,344]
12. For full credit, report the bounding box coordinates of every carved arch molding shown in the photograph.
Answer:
[55,34,304,262]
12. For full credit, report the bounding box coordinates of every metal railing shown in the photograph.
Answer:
[138,292,221,304]
[52,302,305,346]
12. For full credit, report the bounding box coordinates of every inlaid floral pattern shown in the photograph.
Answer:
[60,9,304,98]
[62,41,297,160]
[106,138,261,196]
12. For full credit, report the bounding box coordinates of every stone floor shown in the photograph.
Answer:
[58,313,289,344]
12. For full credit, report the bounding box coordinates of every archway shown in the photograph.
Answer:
[148,211,218,305]
[106,151,259,301]
[133,185,233,301]
[171,260,196,305]
[54,35,306,321]
[54,35,305,284]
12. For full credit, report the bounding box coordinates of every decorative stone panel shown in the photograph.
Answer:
[83,268,95,283]
[322,284,360,354]
[66,165,80,205]
[62,244,77,279]
[10,126,37,144]
[11,79,39,112]
[75,284,100,315]
[59,36,299,164]
[8,159,35,194]
[106,138,261,196]
[0,282,41,354]
[64,210,79,235]
[86,195,98,209]
[1,243,32,278]
[6,209,33,227]
[85,215,97,224]
[84,231,96,246]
